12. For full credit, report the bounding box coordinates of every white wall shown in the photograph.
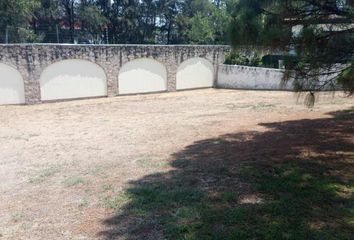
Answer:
[176,58,214,90]
[40,59,107,101]
[119,58,167,94]
[217,64,293,90]
[0,63,25,105]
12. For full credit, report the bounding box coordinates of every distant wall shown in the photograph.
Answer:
[0,44,229,105]
[6,45,338,106]
[217,64,293,90]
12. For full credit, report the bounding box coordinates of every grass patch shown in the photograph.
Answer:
[87,164,106,176]
[102,183,114,192]
[62,177,88,187]
[135,157,169,169]
[103,163,353,239]
[11,212,24,223]
[237,103,277,110]
[79,197,90,209]
[29,165,61,184]
[221,192,238,204]
[103,192,132,210]
[230,164,354,240]
[100,109,354,239]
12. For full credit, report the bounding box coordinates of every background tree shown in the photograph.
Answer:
[229,0,354,103]
[32,0,60,43]
[78,0,108,43]
[137,0,159,43]
[0,0,41,43]
[185,0,231,44]
[211,0,232,44]
[187,12,215,44]
[59,0,79,43]
[0,0,233,45]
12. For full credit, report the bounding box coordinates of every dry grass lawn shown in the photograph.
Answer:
[0,89,353,239]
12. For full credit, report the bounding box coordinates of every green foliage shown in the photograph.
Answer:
[78,4,108,43]
[18,28,43,43]
[229,0,354,94]
[224,51,263,67]
[187,12,215,44]
[0,0,233,44]
[338,63,354,95]
[0,0,40,43]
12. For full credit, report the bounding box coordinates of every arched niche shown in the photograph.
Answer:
[0,63,25,105]
[176,58,214,90]
[119,58,167,94]
[40,59,107,101]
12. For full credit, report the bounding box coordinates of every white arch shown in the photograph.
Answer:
[176,58,214,90]
[119,58,167,94]
[0,63,25,105]
[40,59,107,101]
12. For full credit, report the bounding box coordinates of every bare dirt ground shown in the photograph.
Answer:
[0,89,353,240]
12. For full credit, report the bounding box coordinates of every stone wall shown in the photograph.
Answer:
[217,64,294,90]
[0,44,230,104]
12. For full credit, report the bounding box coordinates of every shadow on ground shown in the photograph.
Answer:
[100,108,354,240]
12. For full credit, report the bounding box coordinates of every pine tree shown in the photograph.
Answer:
[229,0,354,100]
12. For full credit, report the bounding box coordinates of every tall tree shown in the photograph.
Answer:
[109,0,141,43]
[157,0,184,44]
[183,0,231,44]
[229,0,354,103]
[0,0,234,45]
[187,12,215,44]
[211,0,231,44]
[137,0,158,43]
[59,0,77,43]
[32,0,60,43]
[0,0,40,43]
[78,0,108,43]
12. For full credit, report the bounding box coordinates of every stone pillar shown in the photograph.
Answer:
[24,68,42,104]
[166,64,177,92]
[102,63,119,97]
[23,46,42,104]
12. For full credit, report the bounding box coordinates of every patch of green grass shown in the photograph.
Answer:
[102,183,205,236]
[251,103,276,110]
[128,185,203,209]
[237,103,277,110]
[166,206,205,239]
[135,157,169,168]
[234,164,354,239]
[174,207,201,222]
[172,158,190,168]
[88,164,105,176]
[112,163,354,239]
[103,191,132,210]
[78,197,90,209]
[62,176,88,187]
[29,165,61,184]
[11,212,24,223]
[221,192,237,204]
[102,183,114,192]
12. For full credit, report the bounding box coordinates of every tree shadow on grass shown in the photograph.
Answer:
[100,108,354,240]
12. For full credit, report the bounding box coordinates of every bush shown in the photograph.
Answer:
[224,52,297,69]
[224,52,262,67]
